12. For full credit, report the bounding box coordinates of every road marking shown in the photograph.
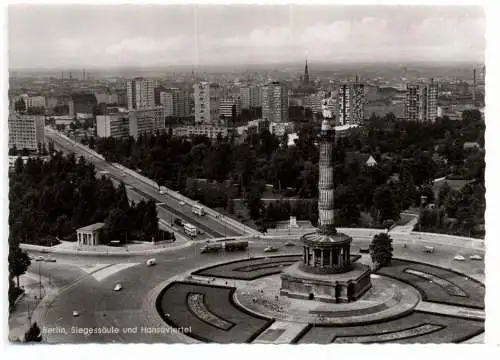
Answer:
[91,263,140,282]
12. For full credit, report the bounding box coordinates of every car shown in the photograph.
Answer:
[146,258,156,266]
[469,254,483,260]
[113,283,123,291]
[453,255,466,261]
[264,246,279,253]
[72,310,80,317]
[423,246,435,253]
[285,242,295,247]
[174,218,183,226]
[35,256,44,261]
[160,190,166,195]
[121,172,126,177]
[44,257,56,263]
[359,248,370,254]
[179,201,186,206]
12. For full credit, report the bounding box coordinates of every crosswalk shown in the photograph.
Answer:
[80,263,140,281]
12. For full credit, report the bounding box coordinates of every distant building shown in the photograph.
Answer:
[127,77,155,110]
[71,93,97,115]
[160,89,192,118]
[8,111,45,151]
[345,152,377,167]
[239,85,262,109]
[404,80,438,122]
[305,91,327,114]
[128,107,165,139]
[269,121,294,137]
[19,94,46,110]
[96,111,130,139]
[171,124,232,140]
[262,82,288,123]
[220,96,242,119]
[337,82,365,126]
[194,81,222,125]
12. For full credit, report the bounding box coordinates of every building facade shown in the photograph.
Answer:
[337,83,365,126]
[96,112,130,139]
[127,78,155,110]
[8,112,45,151]
[128,107,165,139]
[194,81,222,124]
[404,81,438,122]
[239,85,262,109]
[262,82,288,123]
[160,89,192,118]
[171,124,231,140]
[220,97,242,119]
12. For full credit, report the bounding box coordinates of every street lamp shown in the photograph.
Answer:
[419,195,428,235]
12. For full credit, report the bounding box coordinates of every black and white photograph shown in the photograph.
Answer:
[3,0,492,348]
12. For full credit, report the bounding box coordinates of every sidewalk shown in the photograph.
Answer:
[21,237,193,257]
[8,273,56,342]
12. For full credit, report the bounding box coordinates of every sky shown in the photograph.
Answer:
[8,5,485,69]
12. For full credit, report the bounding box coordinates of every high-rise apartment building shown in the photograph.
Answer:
[160,89,192,118]
[127,78,155,110]
[337,82,366,126]
[128,107,165,139]
[404,81,438,122]
[194,81,222,124]
[96,111,130,139]
[8,111,45,151]
[240,85,262,109]
[337,84,351,126]
[262,82,288,123]
[220,97,242,119]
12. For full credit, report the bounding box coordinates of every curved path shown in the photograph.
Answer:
[16,231,484,344]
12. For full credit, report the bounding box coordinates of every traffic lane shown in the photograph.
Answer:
[48,133,244,237]
[26,249,151,267]
[42,275,107,343]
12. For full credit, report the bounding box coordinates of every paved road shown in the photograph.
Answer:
[22,231,484,344]
[46,130,243,238]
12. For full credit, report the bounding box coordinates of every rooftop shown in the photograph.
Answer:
[77,222,106,232]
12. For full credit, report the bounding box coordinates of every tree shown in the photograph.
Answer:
[24,322,42,342]
[8,242,31,288]
[369,232,393,270]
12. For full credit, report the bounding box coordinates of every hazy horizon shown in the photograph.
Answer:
[8,5,485,69]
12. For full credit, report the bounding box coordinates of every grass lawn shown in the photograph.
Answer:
[156,281,273,343]
[376,259,484,309]
[296,311,483,344]
[193,255,302,280]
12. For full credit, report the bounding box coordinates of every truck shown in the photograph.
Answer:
[192,204,206,216]
[200,240,249,254]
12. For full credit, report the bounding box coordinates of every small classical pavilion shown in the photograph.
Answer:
[76,223,105,247]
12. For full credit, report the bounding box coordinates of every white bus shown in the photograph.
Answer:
[184,223,198,238]
[192,204,206,216]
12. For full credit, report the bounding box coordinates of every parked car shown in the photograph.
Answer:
[146,258,156,266]
[113,283,123,291]
[469,254,483,260]
[72,310,80,317]
[44,257,56,263]
[179,201,186,206]
[285,242,295,247]
[359,248,370,254]
[264,246,279,253]
[35,256,44,262]
[453,255,466,261]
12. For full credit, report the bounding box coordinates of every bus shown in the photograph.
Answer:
[184,223,198,238]
[192,204,206,216]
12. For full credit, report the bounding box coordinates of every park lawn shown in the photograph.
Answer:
[296,311,483,344]
[157,281,273,343]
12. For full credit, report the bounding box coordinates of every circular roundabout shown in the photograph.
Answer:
[155,254,485,344]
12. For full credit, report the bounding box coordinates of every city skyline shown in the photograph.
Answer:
[9,5,485,69]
